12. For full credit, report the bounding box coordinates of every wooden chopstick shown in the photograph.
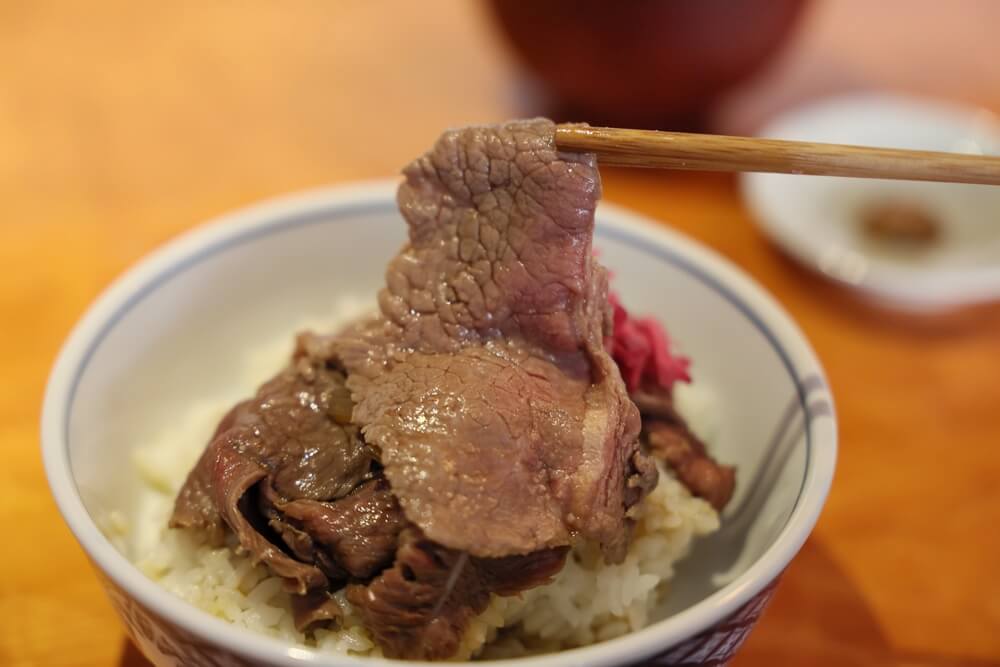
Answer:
[554,125,1000,185]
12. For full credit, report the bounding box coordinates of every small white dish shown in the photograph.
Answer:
[742,93,1000,311]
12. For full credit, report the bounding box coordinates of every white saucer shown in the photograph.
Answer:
[742,93,1000,311]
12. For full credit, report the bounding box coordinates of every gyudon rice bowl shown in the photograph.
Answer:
[44,119,835,667]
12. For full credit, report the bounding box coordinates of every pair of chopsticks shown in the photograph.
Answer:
[554,125,1000,185]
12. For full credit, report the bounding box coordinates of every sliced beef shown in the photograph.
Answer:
[169,402,249,544]
[277,477,406,580]
[170,337,379,593]
[291,589,343,633]
[258,482,318,564]
[269,513,320,564]
[231,338,371,502]
[212,445,327,594]
[477,545,574,596]
[633,388,735,511]
[624,450,659,517]
[347,529,567,660]
[172,335,371,522]
[332,118,656,562]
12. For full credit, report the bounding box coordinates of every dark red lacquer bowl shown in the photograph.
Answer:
[488,0,810,127]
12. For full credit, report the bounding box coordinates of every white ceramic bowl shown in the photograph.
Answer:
[743,93,1000,311]
[42,182,836,667]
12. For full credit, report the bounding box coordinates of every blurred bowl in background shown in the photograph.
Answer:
[743,93,1000,311]
[487,0,810,128]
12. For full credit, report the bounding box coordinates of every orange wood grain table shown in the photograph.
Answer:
[3,3,1000,666]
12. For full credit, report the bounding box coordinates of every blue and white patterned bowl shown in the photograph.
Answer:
[42,182,837,666]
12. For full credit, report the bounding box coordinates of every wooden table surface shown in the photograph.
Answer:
[3,2,1000,666]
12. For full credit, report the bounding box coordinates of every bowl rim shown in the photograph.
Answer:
[42,180,837,667]
[742,91,1000,311]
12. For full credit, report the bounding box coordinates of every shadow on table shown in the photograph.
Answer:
[735,537,890,666]
[118,640,152,667]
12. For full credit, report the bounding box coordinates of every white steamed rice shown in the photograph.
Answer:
[117,310,720,660]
